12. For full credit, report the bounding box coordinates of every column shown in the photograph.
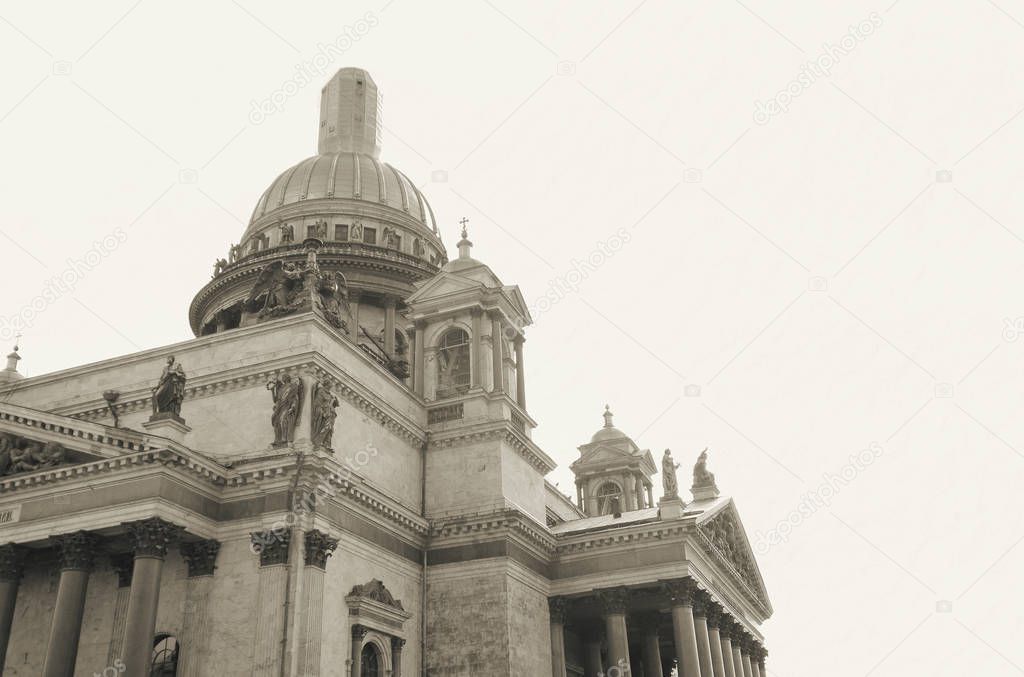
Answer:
[740,638,754,677]
[351,624,367,677]
[0,544,25,670]
[749,647,762,677]
[413,321,426,397]
[251,530,291,676]
[513,335,526,409]
[756,648,767,677]
[693,598,714,677]
[575,480,584,511]
[489,312,505,394]
[623,476,635,512]
[665,578,701,677]
[178,540,221,677]
[122,517,183,677]
[719,622,736,677]
[298,530,338,676]
[43,531,100,677]
[106,554,133,667]
[729,629,744,677]
[471,308,483,388]
[391,637,405,677]
[598,587,631,674]
[384,296,397,358]
[349,291,362,340]
[549,597,568,677]
[639,618,664,677]
[705,606,726,677]
[583,638,604,677]
[635,477,646,509]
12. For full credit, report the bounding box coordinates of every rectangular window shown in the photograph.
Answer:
[335,224,348,241]
[363,227,377,245]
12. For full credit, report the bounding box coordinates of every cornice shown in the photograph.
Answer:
[427,421,555,473]
[431,507,556,558]
[555,520,690,556]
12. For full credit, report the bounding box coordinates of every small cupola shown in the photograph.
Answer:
[0,344,24,384]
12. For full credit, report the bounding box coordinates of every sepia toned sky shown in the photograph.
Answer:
[2,1,1024,674]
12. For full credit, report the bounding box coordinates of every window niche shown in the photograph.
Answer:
[436,328,471,398]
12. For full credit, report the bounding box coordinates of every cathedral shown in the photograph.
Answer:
[0,68,772,676]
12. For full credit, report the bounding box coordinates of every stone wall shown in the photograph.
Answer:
[425,565,509,675]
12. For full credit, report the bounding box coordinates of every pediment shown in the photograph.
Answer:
[407,272,486,304]
[572,443,641,469]
[0,430,103,479]
[696,501,772,614]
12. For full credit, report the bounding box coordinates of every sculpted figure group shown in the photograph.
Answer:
[0,434,67,476]
[267,373,340,451]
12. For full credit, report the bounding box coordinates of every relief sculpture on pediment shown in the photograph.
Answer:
[0,433,69,477]
[699,509,761,597]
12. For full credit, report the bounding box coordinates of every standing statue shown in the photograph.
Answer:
[382,227,399,249]
[693,448,716,487]
[413,237,426,257]
[151,356,187,419]
[313,219,328,240]
[280,223,294,244]
[213,258,228,277]
[662,449,680,498]
[310,377,339,450]
[350,222,364,242]
[229,243,242,263]
[268,374,303,446]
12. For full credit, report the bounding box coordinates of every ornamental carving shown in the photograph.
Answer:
[698,508,762,601]
[53,531,101,572]
[123,517,183,559]
[349,579,404,610]
[0,544,25,582]
[662,577,699,606]
[0,433,69,476]
[596,587,630,615]
[303,530,338,569]
[548,596,568,624]
[245,245,351,332]
[181,539,221,577]
[251,530,290,566]
[704,602,723,630]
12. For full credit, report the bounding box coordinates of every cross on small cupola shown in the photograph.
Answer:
[456,217,473,259]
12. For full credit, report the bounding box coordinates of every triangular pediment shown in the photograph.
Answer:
[696,500,772,614]
[572,443,637,468]
[407,271,487,304]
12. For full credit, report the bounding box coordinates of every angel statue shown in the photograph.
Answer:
[662,449,681,498]
[267,374,303,446]
[310,377,340,450]
[152,356,187,418]
[693,447,716,488]
[247,261,306,318]
[213,258,228,277]
[315,270,350,330]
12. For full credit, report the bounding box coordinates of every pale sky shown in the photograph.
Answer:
[2,1,1024,675]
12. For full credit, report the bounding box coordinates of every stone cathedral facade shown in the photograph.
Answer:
[0,69,773,677]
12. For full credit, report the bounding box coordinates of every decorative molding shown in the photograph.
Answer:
[349,579,404,611]
[428,424,556,474]
[304,529,339,569]
[181,539,221,577]
[123,517,184,559]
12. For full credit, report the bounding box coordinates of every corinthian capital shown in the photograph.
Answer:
[181,539,221,577]
[123,517,184,559]
[303,530,339,569]
[0,544,25,582]
[52,531,101,572]
[596,587,630,615]
[662,577,699,606]
[548,596,569,624]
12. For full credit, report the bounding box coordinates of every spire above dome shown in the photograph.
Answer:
[318,68,381,157]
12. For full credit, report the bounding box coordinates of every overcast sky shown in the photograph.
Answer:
[2,1,1024,675]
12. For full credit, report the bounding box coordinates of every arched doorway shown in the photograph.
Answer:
[360,642,382,677]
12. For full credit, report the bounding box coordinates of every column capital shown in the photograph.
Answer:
[52,531,101,572]
[513,333,525,346]
[181,539,221,577]
[0,545,25,582]
[109,552,134,587]
[662,577,699,606]
[251,529,291,566]
[470,306,484,317]
[303,530,339,569]
[548,596,569,624]
[383,295,398,308]
[123,517,184,559]
[487,309,503,322]
[351,623,368,641]
[596,586,630,615]
[414,319,428,331]
[704,602,723,630]
[390,636,406,652]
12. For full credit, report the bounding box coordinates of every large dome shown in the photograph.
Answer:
[246,151,437,238]
[189,68,448,337]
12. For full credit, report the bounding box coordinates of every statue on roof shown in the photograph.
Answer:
[662,449,680,498]
[693,448,715,487]
[151,356,187,419]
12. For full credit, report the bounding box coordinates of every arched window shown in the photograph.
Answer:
[437,329,471,397]
[151,634,179,676]
[596,482,623,516]
[360,643,382,677]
